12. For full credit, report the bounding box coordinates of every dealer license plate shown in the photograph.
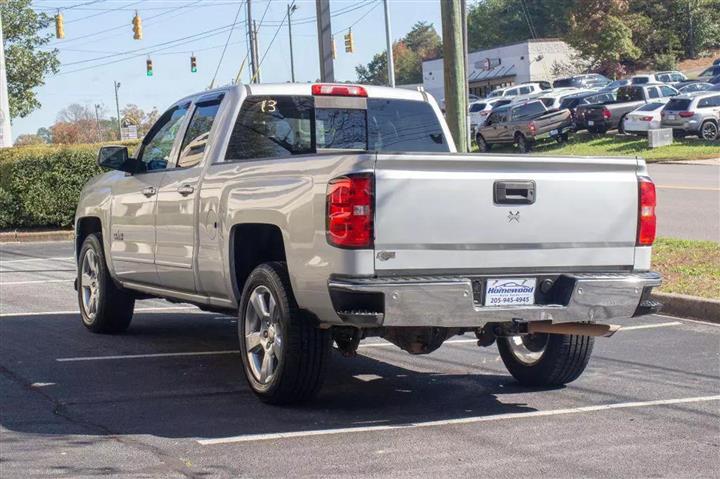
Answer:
[587,120,595,126]
[484,278,537,306]
[550,129,559,136]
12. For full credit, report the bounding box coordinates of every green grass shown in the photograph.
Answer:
[477,132,720,162]
[652,238,720,299]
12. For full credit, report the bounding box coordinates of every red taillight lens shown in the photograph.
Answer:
[640,116,653,121]
[637,177,656,246]
[602,108,612,120]
[312,84,368,97]
[326,174,373,249]
[528,121,537,135]
[678,111,694,118]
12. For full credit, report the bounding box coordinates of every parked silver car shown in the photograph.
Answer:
[661,92,720,140]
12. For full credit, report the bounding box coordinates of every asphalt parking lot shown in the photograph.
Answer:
[1,241,719,478]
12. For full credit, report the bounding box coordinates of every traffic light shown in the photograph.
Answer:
[331,36,336,60]
[190,55,197,73]
[132,12,142,40]
[146,58,153,76]
[55,12,64,39]
[344,29,354,53]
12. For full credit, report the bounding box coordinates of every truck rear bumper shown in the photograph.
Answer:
[328,272,662,328]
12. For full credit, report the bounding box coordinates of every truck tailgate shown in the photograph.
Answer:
[373,153,640,273]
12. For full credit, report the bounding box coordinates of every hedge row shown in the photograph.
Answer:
[0,142,139,229]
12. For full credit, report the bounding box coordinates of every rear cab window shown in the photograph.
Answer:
[512,101,546,120]
[224,94,448,161]
[617,87,644,102]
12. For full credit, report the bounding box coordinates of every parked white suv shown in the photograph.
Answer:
[487,82,547,100]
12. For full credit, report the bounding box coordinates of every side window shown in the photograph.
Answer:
[648,88,660,99]
[225,96,313,161]
[519,86,531,94]
[177,97,223,169]
[711,96,720,107]
[660,86,677,97]
[507,88,518,96]
[138,104,190,172]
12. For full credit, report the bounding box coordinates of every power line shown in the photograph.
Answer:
[210,0,246,88]
[333,0,380,35]
[65,0,142,24]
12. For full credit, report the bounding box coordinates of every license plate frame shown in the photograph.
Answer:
[484,278,537,306]
[588,120,595,126]
[550,129,559,136]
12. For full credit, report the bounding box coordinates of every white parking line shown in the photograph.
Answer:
[0,256,73,264]
[197,394,720,445]
[57,350,238,362]
[1,279,73,286]
[0,306,199,318]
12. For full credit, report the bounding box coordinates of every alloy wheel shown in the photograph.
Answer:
[244,285,283,385]
[507,333,549,366]
[80,249,100,321]
[702,122,718,140]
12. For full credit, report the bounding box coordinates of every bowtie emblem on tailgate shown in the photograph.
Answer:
[507,211,520,223]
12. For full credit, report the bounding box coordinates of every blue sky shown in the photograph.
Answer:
[13,0,443,140]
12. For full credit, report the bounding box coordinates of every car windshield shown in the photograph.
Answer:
[637,103,665,112]
[559,97,581,109]
[632,77,650,85]
[469,103,486,112]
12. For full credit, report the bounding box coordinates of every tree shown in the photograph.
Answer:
[356,22,441,85]
[121,104,159,136]
[14,133,44,146]
[51,103,116,144]
[36,127,52,143]
[1,0,60,119]
[567,0,641,76]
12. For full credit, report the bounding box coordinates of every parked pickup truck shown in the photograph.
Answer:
[475,100,573,152]
[583,84,678,133]
[75,83,662,404]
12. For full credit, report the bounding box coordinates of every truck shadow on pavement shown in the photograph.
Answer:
[1,312,540,442]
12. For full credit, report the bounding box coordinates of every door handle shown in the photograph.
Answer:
[177,184,195,196]
[142,186,157,198]
[494,180,536,205]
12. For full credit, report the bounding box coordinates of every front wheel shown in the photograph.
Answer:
[238,262,332,404]
[77,234,135,333]
[497,333,594,386]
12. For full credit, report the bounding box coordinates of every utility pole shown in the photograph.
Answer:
[382,0,395,87]
[288,2,297,82]
[247,0,258,83]
[440,0,468,152]
[0,14,12,148]
[252,20,261,83]
[461,0,470,148]
[94,104,101,142]
[315,0,334,82]
[114,81,121,140]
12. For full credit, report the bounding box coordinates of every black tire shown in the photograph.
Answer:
[238,262,332,404]
[77,234,135,334]
[556,132,570,144]
[497,333,594,387]
[516,133,532,153]
[700,120,719,141]
[618,115,627,134]
[476,134,491,152]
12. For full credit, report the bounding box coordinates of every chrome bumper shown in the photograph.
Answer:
[328,272,662,328]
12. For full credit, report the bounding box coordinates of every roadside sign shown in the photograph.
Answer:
[120,125,138,141]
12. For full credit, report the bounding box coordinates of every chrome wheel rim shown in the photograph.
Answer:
[244,286,282,385]
[702,123,717,140]
[80,249,100,321]
[507,334,548,366]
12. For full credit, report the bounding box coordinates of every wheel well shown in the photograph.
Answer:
[230,224,287,299]
[75,217,102,259]
[701,118,718,126]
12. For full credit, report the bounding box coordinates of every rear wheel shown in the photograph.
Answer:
[476,134,491,152]
[618,115,628,134]
[516,134,532,153]
[700,121,718,140]
[238,262,332,404]
[497,333,594,386]
[556,132,570,144]
[77,234,135,333]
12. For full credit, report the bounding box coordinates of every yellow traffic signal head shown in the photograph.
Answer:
[344,30,354,53]
[133,12,142,40]
[55,13,64,39]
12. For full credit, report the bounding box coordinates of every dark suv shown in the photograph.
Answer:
[552,74,611,89]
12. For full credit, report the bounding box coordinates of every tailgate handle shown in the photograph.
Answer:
[494,180,536,205]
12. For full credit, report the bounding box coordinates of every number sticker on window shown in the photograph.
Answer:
[260,99,277,113]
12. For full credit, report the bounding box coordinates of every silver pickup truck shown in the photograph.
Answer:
[75,83,661,404]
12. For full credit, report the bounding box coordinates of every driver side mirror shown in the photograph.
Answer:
[97,146,136,173]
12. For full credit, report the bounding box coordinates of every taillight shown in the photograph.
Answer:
[637,176,656,246]
[312,83,368,97]
[678,111,694,118]
[528,121,537,136]
[640,116,653,121]
[326,174,373,248]
[602,107,612,120]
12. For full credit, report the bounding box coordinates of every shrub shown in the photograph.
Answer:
[653,53,677,71]
[0,141,139,229]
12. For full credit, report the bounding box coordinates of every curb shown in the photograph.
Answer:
[0,230,74,243]
[652,292,720,323]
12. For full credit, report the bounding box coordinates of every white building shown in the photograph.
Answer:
[422,38,575,101]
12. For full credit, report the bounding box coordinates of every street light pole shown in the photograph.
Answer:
[94,104,101,142]
[288,2,297,82]
[383,0,395,87]
[114,81,121,140]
